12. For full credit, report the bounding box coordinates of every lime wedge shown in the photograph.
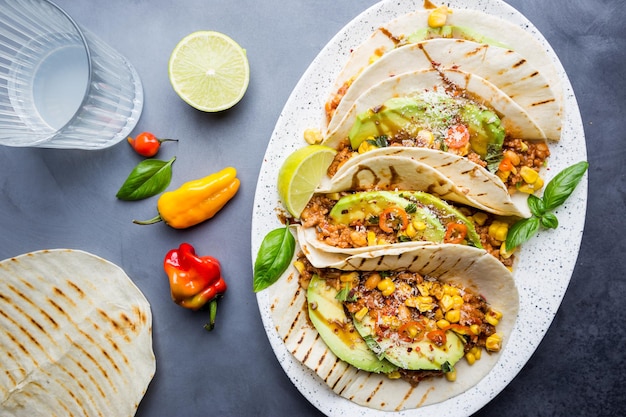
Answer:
[168,31,250,112]
[277,145,337,218]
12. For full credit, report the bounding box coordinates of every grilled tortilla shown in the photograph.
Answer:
[324,10,562,140]
[0,249,155,417]
[269,244,518,411]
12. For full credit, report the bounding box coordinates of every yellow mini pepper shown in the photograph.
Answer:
[134,167,240,229]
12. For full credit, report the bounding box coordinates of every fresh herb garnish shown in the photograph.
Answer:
[366,135,389,148]
[405,203,417,214]
[505,161,588,251]
[116,157,176,201]
[363,335,386,360]
[335,284,356,302]
[441,361,454,373]
[485,143,503,173]
[253,226,296,292]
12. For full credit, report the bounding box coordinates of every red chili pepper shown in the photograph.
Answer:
[379,206,409,233]
[498,157,514,172]
[163,243,227,331]
[443,222,468,244]
[445,124,470,149]
[426,329,447,347]
[397,320,425,342]
[128,131,178,157]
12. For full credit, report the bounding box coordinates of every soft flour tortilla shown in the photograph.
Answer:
[324,9,563,139]
[269,244,519,411]
[0,249,155,417]
[317,146,532,218]
[323,67,546,149]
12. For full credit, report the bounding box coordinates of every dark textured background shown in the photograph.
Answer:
[1,0,624,416]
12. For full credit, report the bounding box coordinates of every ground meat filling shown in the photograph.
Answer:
[299,194,515,266]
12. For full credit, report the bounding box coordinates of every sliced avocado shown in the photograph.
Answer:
[328,190,414,225]
[406,25,510,49]
[406,191,483,248]
[348,95,505,160]
[307,274,398,373]
[348,95,454,150]
[459,105,505,157]
[354,314,465,371]
[328,190,482,248]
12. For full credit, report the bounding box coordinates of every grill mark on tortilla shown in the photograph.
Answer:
[78,327,122,375]
[3,287,60,329]
[53,286,78,308]
[396,384,416,411]
[62,367,97,417]
[284,309,304,341]
[328,360,346,391]
[66,279,87,299]
[3,327,37,366]
[47,298,71,323]
[531,98,556,106]
[72,356,107,398]
[0,304,53,364]
[366,377,385,403]
[65,334,118,393]
[512,58,527,68]
[97,309,132,343]
[417,385,436,407]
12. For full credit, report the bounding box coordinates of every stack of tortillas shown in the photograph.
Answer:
[0,249,155,416]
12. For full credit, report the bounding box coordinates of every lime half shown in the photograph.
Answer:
[168,31,250,112]
[277,145,337,218]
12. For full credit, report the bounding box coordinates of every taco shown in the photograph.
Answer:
[298,190,517,268]
[269,245,519,411]
[319,66,550,216]
[324,10,563,140]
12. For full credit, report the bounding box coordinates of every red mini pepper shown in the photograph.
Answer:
[128,131,178,157]
[163,243,227,331]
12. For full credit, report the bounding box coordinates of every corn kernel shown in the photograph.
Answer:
[412,219,427,231]
[518,176,544,194]
[485,333,503,352]
[445,368,457,382]
[496,170,510,182]
[503,150,521,166]
[293,260,306,275]
[520,166,539,184]
[436,319,450,329]
[500,242,515,259]
[417,283,430,297]
[404,222,417,238]
[465,352,476,365]
[472,211,489,226]
[440,294,454,312]
[488,221,508,242]
[378,278,395,296]
[340,271,359,282]
[452,295,464,310]
[470,346,482,360]
[381,315,401,328]
[434,308,444,320]
[354,307,369,321]
[428,6,452,28]
[386,370,401,380]
[357,137,377,154]
[367,231,377,246]
[485,310,501,326]
[470,324,481,335]
[443,285,460,296]
[445,309,461,323]
[303,128,322,145]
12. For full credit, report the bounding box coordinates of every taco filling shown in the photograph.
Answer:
[327,91,550,194]
[300,190,516,267]
[298,255,505,387]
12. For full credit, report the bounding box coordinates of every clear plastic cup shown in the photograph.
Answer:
[0,0,143,149]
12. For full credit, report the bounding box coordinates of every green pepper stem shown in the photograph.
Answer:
[132,214,163,225]
[203,298,219,332]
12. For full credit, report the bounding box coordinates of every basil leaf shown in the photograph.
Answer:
[505,216,541,251]
[541,213,559,229]
[527,194,545,217]
[116,157,176,201]
[542,161,589,211]
[253,226,296,292]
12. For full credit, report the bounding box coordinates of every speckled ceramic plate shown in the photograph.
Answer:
[251,0,587,415]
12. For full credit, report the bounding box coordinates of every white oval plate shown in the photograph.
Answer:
[251,0,587,415]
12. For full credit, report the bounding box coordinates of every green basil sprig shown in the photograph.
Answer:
[116,157,176,201]
[253,226,295,292]
[506,161,588,251]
